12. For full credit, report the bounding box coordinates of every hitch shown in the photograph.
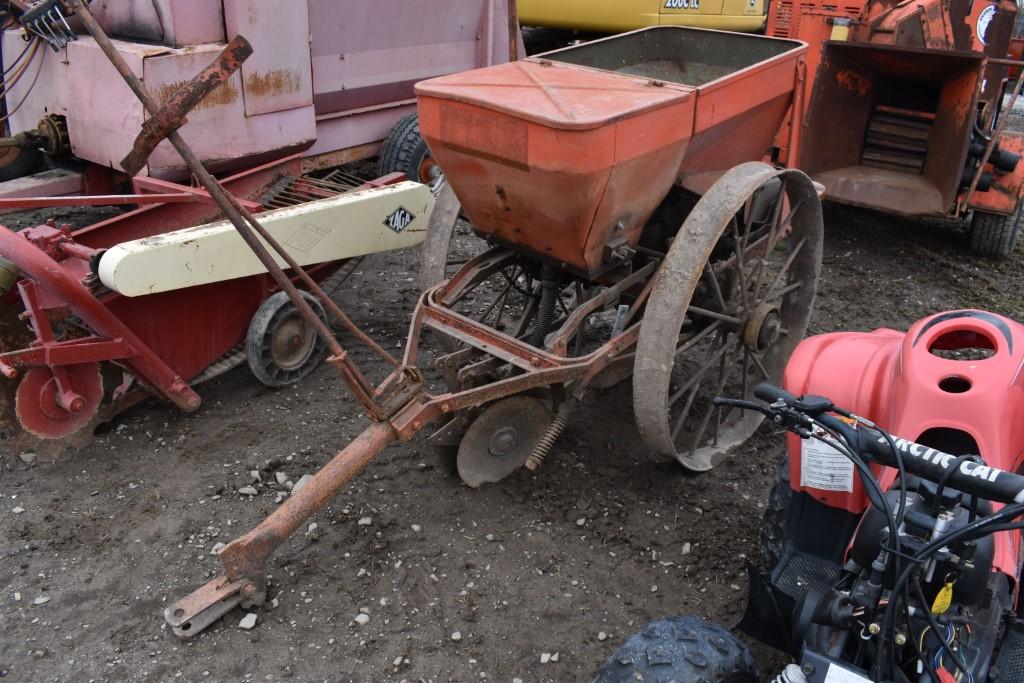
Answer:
[165,420,399,637]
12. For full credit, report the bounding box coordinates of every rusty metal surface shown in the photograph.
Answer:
[799,42,983,216]
[121,35,254,176]
[968,131,1024,215]
[632,163,823,471]
[456,395,551,488]
[417,26,805,275]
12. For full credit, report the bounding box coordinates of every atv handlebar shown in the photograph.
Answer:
[719,383,1024,506]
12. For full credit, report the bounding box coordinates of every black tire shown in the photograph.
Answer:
[378,113,442,190]
[759,455,792,572]
[0,146,42,182]
[595,616,758,683]
[968,207,1022,258]
[246,291,328,388]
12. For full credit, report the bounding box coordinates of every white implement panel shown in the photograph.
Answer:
[99,181,433,297]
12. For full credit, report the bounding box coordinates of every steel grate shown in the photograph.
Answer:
[260,173,366,210]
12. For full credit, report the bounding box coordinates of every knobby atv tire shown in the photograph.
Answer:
[759,455,792,572]
[968,207,1022,258]
[378,113,433,184]
[595,616,758,683]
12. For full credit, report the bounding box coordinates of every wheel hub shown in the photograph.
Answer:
[489,426,519,456]
[15,363,103,439]
[743,303,782,353]
[270,314,315,371]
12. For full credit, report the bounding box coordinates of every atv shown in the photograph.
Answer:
[595,310,1024,683]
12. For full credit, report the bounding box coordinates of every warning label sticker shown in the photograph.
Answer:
[823,662,872,683]
[800,436,855,493]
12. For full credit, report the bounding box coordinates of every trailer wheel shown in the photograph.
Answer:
[595,615,758,683]
[968,207,1022,258]
[246,291,328,388]
[379,114,443,192]
[633,163,823,471]
[759,454,792,572]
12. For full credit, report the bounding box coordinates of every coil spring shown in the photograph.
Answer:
[525,401,576,471]
[529,268,560,348]
[771,664,807,683]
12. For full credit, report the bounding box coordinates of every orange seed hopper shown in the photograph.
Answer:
[416,27,806,275]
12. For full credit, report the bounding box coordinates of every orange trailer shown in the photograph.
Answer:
[768,0,1024,256]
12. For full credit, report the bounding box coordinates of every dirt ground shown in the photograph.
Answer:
[2,180,1024,682]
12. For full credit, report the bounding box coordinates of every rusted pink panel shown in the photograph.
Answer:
[64,39,156,171]
[143,43,316,175]
[308,0,519,116]
[2,30,68,137]
[223,0,314,117]
[86,0,224,47]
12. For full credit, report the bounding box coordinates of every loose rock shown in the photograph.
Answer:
[451,631,462,642]
[353,613,370,626]
[238,613,257,630]
[238,486,258,496]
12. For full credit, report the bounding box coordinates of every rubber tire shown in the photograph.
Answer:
[0,146,42,182]
[378,113,434,185]
[759,454,792,573]
[968,207,1022,258]
[595,615,758,683]
[246,290,328,388]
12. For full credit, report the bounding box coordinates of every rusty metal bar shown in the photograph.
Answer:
[508,0,518,62]
[121,35,253,176]
[165,420,399,636]
[963,72,1024,210]
[0,193,198,209]
[69,0,387,417]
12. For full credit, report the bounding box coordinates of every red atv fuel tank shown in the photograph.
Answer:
[781,310,1024,575]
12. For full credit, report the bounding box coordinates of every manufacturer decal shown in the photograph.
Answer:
[665,0,700,9]
[882,436,1003,483]
[384,206,416,234]
[977,4,996,45]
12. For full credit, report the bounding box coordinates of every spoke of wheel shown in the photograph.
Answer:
[702,263,729,312]
[673,319,723,360]
[751,200,804,305]
[767,281,802,301]
[688,305,741,326]
[730,219,750,310]
[669,337,734,440]
[742,348,751,399]
[750,351,772,379]
[477,266,518,324]
[687,340,743,455]
[762,237,807,304]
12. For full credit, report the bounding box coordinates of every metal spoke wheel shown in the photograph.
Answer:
[246,290,329,388]
[633,162,823,471]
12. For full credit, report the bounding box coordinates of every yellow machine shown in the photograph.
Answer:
[518,0,768,33]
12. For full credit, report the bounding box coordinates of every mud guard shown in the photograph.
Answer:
[737,563,799,656]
